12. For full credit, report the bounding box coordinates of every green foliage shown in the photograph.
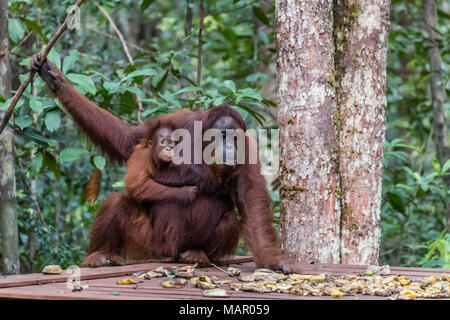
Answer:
[380,0,450,267]
[59,148,90,162]
[93,156,106,170]
[381,138,448,266]
[420,231,450,269]
[140,0,156,11]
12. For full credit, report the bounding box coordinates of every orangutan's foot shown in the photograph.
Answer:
[179,250,211,267]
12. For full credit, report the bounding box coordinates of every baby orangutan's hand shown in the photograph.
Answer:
[179,186,198,203]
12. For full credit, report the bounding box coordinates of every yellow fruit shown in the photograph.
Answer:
[117,277,137,285]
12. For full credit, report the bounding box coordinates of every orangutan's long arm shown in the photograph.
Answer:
[30,53,148,163]
[235,135,303,274]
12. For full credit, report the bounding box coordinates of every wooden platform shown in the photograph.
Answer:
[0,257,449,300]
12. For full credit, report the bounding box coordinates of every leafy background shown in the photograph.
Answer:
[0,0,449,273]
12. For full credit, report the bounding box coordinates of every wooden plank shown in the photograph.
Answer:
[0,256,253,289]
[1,267,448,301]
[0,258,449,300]
[1,261,448,290]
[0,278,389,300]
[1,260,448,289]
[0,263,159,289]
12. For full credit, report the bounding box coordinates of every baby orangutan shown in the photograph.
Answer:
[125,121,198,204]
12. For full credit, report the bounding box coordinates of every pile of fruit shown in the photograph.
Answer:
[121,264,450,299]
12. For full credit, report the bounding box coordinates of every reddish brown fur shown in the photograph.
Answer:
[124,122,197,204]
[31,54,303,273]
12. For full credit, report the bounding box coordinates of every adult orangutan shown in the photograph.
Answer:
[30,53,303,273]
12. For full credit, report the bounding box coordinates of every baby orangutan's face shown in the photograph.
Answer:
[151,127,175,163]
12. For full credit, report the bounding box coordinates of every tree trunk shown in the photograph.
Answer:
[277,0,390,265]
[276,0,341,264]
[424,0,450,229]
[334,0,391,265]
[0,0,20,275]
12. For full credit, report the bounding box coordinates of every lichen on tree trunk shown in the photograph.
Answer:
[277,0,391,265]
[334,0,391,265]
[0,0,20,275]
[276,0,341,264]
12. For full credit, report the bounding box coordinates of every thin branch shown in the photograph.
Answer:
[93,2,134,63]
[0,0,87,135]
[11,31,33,54]
[197,0,204,88]
[252,15,258,74]
[29,183,47,228]
[207,2,253,17]
[192,0,205,111]
[78,51,103,62]
[9,51,28,59]
[85,25,146,52]
[93,1,144,123]
[185,1,194,37]
[33,198,47,228]
[210,263,239,277]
